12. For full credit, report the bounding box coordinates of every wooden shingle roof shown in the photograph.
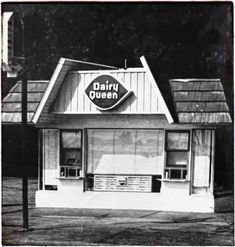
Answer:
[2,80,49,124]
[169,79,232,124]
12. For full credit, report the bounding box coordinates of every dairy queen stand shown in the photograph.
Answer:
[2,56,232,212]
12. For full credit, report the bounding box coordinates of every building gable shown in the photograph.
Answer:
[52,67,172,117]
[33,56,174,125]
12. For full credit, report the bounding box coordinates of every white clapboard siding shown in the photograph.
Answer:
[53,69,166,114]
[43,129,59,187]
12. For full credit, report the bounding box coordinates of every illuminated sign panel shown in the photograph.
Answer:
[85,74,132,110]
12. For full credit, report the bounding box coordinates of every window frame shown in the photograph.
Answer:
[164,130,190,180]
[59,129,83,178]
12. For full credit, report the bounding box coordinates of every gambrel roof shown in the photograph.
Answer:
[169,79,232,124]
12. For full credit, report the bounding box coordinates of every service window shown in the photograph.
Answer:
[165,131,190,180]
[87,129,164,191]
[60,130,82,178]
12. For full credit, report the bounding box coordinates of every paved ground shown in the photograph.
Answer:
[2,177,234,246]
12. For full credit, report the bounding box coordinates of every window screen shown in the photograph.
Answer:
[166,132,189,150]
[60,130,82,178]
[61,132,82,148]
[165,131,189,180]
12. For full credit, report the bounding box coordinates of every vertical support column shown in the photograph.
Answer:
[38,130,43,190]
[189,129,193,195]
[42,130,45,190]
[82,129,87,192]
[210,130,215,195]
[162,129,166,179]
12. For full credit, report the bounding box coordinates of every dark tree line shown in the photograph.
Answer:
[2,3,233,92]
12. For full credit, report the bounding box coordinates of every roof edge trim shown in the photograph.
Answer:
[61,58,117,69]
[169,79,221,82]
[140,56,174,124]
[32,58,66,124]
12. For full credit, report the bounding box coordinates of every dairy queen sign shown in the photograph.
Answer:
[85,74,132,110]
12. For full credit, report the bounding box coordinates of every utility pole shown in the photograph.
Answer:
[20,11,29,231]
[21,71,28,230]
[2,9,29,231]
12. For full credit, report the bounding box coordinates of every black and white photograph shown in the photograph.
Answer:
[1,2,234,246]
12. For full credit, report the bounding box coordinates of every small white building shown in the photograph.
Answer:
[2,56,232,212]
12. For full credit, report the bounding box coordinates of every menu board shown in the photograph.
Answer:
[193,156,210,187]
[94,175,152,192]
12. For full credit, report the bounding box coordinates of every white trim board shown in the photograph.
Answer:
[32,58,66,124]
